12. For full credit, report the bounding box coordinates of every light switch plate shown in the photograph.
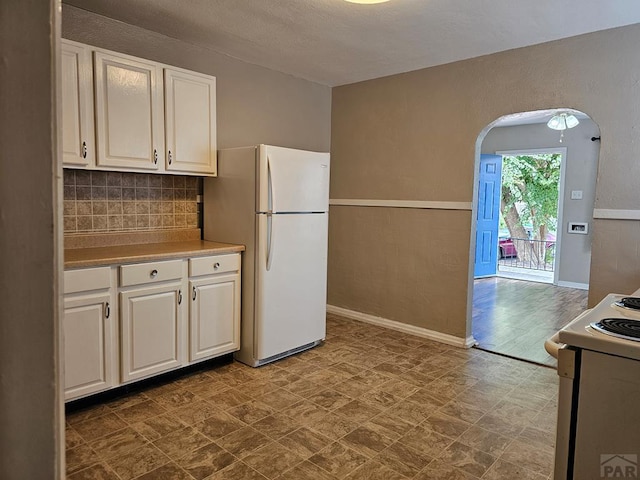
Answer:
[571,190,583,200]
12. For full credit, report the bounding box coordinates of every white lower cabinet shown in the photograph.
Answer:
[120,282,184,382]
[190,273,240,361]
[64,293,114,400]
[189,254,241,362]
[119,259,186,382]
[63,267,116,401]
[63,252,240,401]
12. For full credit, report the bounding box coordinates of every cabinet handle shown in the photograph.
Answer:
[82,141,87,159]
[154,149,158,164]
[192,286,197,301]
[105,302,110,319]
[168,150,172,165]
[150,269,158,278]
[213,262,220,270]
[178,289,182,305]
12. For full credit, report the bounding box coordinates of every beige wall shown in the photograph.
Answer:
[329,207,471,337]
[481,120,600,286]
[0,1,63,479]
[330,24,640,339]
[62,5,332,153]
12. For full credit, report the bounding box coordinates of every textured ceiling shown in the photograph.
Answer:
[64,0,640,86]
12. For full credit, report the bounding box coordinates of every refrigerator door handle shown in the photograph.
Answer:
[267,155,276,212]
[266,213,274,271]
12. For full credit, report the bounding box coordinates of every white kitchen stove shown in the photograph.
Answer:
[550,289,640,479]
[558,292,640,361]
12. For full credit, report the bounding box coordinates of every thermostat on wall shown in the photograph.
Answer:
[568,222,589,234]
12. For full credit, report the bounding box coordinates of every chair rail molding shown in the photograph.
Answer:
[329,199,472,210]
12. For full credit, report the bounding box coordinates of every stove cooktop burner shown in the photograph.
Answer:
[614,297,640,311]
[591,318,640,342]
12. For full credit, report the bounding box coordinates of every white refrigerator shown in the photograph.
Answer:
[204,145,330,367]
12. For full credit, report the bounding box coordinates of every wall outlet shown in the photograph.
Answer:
[568,222,589,234]
[571,190,583,200]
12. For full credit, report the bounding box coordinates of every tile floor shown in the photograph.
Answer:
[66,314,558,479]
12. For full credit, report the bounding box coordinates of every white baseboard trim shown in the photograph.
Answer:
[327,305,475,349]
[557,281,589,290]
[329,199,472,211]
[593,209,640,220]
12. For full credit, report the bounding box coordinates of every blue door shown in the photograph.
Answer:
[474,154,502,278]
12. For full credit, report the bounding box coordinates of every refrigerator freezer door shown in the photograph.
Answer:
[255,212,328,360]
[258,145,330,214]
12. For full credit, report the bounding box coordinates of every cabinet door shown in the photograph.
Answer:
[61,41,94,168]
[120,282,183,382]
[164,68,217,175]
[63,292,113,400]
[94,51,164,171]
[190,274,239,361]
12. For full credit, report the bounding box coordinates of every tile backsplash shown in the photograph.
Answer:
[63,170,202,233]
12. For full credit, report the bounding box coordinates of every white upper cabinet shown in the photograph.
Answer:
[93,51,164,171]
[164,68,217,175]
[61,40,94,168]
[60,41,217,175]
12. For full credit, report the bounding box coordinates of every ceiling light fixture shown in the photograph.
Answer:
[344,0,390,4]
[547,112,580,143]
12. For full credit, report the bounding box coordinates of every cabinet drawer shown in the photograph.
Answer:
[189,254,240,277]
[120,259,183,287]
[64,267,111,294]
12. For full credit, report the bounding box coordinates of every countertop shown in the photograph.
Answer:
[65,240,245,269]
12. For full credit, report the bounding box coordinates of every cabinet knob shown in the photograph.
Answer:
[150,269,158,278]
[104,302,110,319]
[213,262,220,270]
[178,289,183,305]
[168,150,172,165]
[154,149,158,164]
[192,286,197,301]
[82,141,87,159]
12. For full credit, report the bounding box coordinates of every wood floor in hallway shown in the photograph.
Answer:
[472,277,589,367]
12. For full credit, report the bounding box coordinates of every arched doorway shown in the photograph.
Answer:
[468,108,600,365]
